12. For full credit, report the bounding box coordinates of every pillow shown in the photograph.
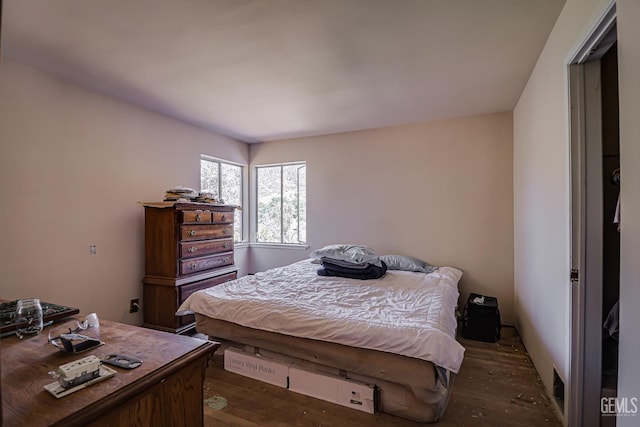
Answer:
[309,244,381,266]
[380,254,437,273]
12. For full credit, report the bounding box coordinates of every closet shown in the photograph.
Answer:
[600,42,619,415]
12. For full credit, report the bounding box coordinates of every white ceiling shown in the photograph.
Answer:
[3,0,565,143]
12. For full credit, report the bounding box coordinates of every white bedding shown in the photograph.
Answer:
[178,259,465,373]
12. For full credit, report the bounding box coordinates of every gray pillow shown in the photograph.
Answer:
[380,255,437,273]
[309,244,381,266]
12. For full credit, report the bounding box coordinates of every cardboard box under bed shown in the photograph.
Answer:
[224,348,379,414]
[196,314,455,423]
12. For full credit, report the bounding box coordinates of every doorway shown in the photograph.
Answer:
[569,4,619,426]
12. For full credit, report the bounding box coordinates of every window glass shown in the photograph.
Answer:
[256,163,306,244]
[257,166,282,242]
[200,159,219,195]
[200,157,243,242]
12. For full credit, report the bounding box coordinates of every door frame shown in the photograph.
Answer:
[568,2,617,426]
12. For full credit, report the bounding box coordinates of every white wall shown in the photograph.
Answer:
[250,113,516,323]
[0,61,249,324]
[514,0,640,422]
[513,0,607,401]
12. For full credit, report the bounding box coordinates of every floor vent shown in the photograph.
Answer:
[553,367,565,413]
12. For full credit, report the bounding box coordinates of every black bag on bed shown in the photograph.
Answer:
[461,293,501,343]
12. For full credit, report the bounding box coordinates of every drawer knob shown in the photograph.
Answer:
[223,242,230,248]
[221,215,227,221]
[223,228,229,234]
[189,230,197,236]
[188,247,197,253]
[189,263,197,270]
[224,257,230,262]
[196,213,202,222]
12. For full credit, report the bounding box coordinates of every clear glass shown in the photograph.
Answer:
[201,157,245,242]
[200,158,219,196]
[298,165,307,243]
[257,166,282,242]
[221,163,243,241]
[282,164,307,244]
[16,298,43,339]
[256,163,306,244]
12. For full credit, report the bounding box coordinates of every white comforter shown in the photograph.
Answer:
[178,259,465,373]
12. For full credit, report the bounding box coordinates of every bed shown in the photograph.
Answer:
[178,255,465,423]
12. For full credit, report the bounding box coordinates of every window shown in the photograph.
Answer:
[256,162,306,244]
[200,156,244,242]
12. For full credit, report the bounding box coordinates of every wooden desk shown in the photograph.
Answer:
[1,319,216,427]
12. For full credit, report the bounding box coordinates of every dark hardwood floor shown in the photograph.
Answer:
[200,326,562,426]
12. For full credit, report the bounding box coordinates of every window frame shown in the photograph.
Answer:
[200,155,247,244]
[253,161,307,246]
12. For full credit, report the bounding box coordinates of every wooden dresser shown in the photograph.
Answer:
[1,319,217,427]
[142,202,238,334]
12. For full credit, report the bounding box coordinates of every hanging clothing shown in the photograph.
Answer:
[604,300,620,339]
[614,193,621,232]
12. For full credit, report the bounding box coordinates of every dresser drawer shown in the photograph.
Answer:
[179,272,237,304]
[180,238,233,258]
[180,224,233,241]
[212,211,233,224]
[181,210,212,224]
[180,252,234,275]
[177,271,238,328]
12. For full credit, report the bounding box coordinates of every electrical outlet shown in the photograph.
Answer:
[129,299,139,313]
[89,245,97,255]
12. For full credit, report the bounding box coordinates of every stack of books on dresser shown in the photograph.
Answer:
[163,187,224,204]
[164,186,198,202]
[195,191,220,203]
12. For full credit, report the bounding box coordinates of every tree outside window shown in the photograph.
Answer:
[256,163,306,244]
[200,157,243,242]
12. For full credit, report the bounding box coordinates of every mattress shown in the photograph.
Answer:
[195,314,454,422]
[178,259,465,422]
